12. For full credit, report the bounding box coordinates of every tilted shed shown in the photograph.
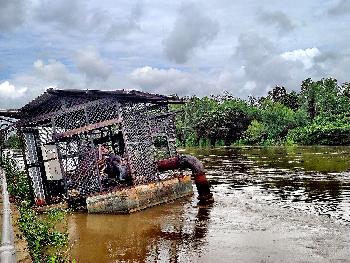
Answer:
[1,88,214,213]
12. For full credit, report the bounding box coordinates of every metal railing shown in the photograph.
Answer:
[0,168,16,263]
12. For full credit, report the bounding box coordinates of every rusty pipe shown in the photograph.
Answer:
[157,155,213,204]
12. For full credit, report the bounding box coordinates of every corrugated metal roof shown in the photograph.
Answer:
[21,88,183,112]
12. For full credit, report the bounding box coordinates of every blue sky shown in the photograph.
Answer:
[0,0,350,108]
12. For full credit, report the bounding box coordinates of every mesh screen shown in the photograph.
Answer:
[55,109,87,130]
[38,126,55,145]
[121,102,158,185]
[149,112,177,157]
[87,100,119,124]
[57,135,101,197]
[23,132,46,201]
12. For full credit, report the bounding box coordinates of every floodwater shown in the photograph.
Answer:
[68,146,350,263]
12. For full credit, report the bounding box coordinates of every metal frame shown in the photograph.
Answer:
[0,89,182,204]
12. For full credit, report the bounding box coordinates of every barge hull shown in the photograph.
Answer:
[86,175,193,213]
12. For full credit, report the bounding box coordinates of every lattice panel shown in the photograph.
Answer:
[38,126,55,145]
[121,102,157,184]
[57,136,101,197]
[23,132,46,201]
[149,113,177,157]
[26,98,62,119]
[166,114,177,157]
[54,109,87,130]
[0,122,17,147]
[28,167,45,200]
[87,100,119,124]
[125,142,158,184]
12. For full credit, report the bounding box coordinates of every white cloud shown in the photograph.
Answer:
[34,59,71,83]
[328,0,350,16]
[129,66,215,96]
[257,9,295,36]
[75,48,113,81]
[1,0,350,105]
[0,0,26,32]
[281,47,321,69]
[243,81,256,91]
[0,81,27,99]
[163,2,219,63]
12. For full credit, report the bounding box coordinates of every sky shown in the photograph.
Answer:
[0,0,350,108]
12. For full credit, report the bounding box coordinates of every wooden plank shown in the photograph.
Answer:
[53,118,121,140]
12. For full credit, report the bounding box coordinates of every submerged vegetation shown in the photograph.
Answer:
[173,78,350,147]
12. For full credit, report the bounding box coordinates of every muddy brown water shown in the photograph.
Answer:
[68,146,350,263]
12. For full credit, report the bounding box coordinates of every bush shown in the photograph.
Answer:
[287,114,350,145]
[256,101,309,143]
[0,157,72,262]
[242,120,267,145]
[18,205,69,263]
[0,157,32,203]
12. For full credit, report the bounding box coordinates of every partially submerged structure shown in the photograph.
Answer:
[0,89,212,213]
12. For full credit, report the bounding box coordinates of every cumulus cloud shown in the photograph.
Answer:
[104,2,143,40]
[33,59,75,86]
[35,0,88,31]
[164,3,219,63]
[328,0,350,16]
[34,0,143,39]
[281,47,321,69]
[257,9,295,35]
[234,33,298,94]
[75,48,113,81]
[0,81,27,99]
[0,0,26,32]
[129,66,215,96]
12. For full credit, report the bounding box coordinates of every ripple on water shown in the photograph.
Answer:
[196,146,350,224]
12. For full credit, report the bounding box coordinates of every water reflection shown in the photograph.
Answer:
[186,146,350,223]
[69,199,212,263]
[69,146,350,262]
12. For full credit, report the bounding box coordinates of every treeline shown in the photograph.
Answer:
[172,78,350,147]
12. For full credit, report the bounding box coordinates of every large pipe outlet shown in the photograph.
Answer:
[157,155,214,204]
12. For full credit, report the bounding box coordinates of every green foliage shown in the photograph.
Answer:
[18,205,69,263]
[173,78,350,146]
[242,120,267,145]
[257,101,307,142]
[288,114,350,145]
[300,78,350,119]
[4,134,23,149]
[0,157,32,203]
[0,158,71,262]
[172,94,255,147]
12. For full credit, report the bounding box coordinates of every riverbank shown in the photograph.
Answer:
[0,197,32,263]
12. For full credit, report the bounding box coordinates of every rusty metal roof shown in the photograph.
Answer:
[0,88,183,118]
[23,88,182,110]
